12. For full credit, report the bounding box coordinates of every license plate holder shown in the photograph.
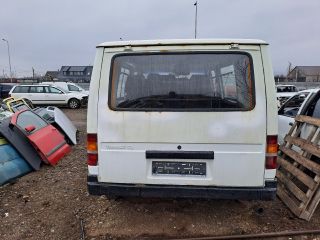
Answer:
[152,161,206,176]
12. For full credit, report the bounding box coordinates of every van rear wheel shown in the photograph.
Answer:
[68,98,80,109]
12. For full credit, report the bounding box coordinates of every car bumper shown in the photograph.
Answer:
[81,97,88,106]
[87,176,277,200]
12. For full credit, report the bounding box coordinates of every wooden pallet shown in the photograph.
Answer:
[277,115,320,221]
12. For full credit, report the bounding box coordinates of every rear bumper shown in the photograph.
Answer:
[87,176,277,200]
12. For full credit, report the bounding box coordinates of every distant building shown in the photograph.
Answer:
[44,66,93,83]
[44,71,59,81]
[287,66,320,82]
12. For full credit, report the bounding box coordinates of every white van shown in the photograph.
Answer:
[87,39,278,200]
[41,82,89,95]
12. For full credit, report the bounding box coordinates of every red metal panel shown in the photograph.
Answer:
[28,125,70,165]
[11,110,71,166]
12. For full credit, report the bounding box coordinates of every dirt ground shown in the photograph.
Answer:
[1,108,320,240]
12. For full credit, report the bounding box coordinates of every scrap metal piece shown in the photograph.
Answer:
[0,144,32,186]
[34,106,77,145]
[0,118,42,170]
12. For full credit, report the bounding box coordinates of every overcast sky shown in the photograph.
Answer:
[0,0,319,77]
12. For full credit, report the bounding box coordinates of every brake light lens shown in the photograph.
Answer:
[266,135,278,169]
[87,133,98,166]
[87,153,98,166]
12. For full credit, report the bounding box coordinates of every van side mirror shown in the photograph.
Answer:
[25,125,36,133]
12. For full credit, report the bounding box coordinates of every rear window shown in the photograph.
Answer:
[277,86,297,93]
[16,110,48,133]
[109,53,255,111]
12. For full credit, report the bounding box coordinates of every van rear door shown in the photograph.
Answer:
[97,48,267,187]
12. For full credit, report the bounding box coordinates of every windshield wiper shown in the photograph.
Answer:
[117,95,166,108]
[117,94,229,108]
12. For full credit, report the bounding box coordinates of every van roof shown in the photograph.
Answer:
[97,38,268,48]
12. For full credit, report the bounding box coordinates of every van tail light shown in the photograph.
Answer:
[266,135,278,169]
[87,133,98,166]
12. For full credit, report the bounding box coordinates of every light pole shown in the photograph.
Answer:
[2,38,13,82]
[194,1,198,39]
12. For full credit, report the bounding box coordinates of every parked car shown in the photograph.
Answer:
[276,84,298,106]
[41,82,89,95]
[278,88,320,145]
[87,39,278,200]
[9,84,88,109]
[0,83,15,99]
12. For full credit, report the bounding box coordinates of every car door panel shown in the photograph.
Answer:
[29,86,46,104]
[11,110,71,165]
[300,92,320,142]
[27,124,71,165]
[46,86,67,104]
[278,93,310,144]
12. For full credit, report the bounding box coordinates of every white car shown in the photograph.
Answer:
[9,84,88,109]
[276,84,298,106]
[41,82,89,95]
[278,88,320,145]
[87,39,278,200]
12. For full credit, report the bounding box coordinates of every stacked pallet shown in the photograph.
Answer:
[277,115,320,221]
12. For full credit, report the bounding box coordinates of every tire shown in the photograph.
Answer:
[68,98,80,109]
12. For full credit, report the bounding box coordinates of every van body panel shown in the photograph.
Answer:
[87,48,104,134]
[96,46,267,187]
[260,45,278,180]
[98,142,265,186]
[260,45,277,136]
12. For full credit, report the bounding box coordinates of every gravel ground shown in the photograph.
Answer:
[1,108,320,240]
